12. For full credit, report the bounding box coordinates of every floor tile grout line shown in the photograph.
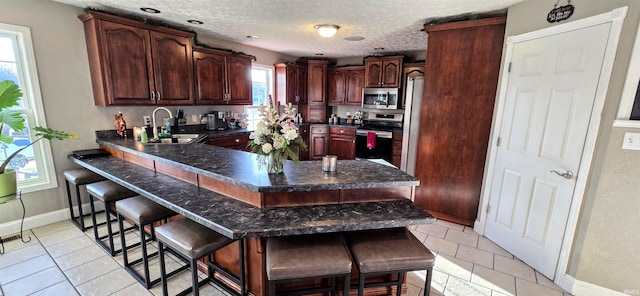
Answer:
[26,230,82,296]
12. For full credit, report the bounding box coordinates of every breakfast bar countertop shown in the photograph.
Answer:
[69,155,435,239]
[95,136,420,193]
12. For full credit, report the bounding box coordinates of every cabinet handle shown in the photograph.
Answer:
[340,130,344,134]
[235,138,240,143]
[156,91,161,101]
[150,91,156,102]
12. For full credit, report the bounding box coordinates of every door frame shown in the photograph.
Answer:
[475,7,627,291]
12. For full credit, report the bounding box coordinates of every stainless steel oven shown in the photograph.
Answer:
[355,129,394,162]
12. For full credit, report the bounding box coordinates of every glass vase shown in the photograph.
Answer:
[268,153,285,174]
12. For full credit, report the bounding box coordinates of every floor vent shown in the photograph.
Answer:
[0,234,22,243]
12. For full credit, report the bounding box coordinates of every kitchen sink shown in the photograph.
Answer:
[154,134,207,144]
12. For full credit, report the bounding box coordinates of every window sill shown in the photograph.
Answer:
[613,120,640,128]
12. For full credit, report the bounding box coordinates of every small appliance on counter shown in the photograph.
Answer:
[206,111,227,130]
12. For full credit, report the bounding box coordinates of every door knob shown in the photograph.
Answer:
[550,170,574,179]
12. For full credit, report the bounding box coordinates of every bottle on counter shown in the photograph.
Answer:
[140,128,148,143]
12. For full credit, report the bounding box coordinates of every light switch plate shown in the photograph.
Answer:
[622,132,640,150]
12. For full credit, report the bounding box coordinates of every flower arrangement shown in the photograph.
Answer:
[248,99,306,174]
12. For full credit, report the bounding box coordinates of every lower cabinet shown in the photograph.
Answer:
[309,125,329,160]
[298,125,310,161]
[392,131,403,167]
[206,133,250,151]
[329,127,356,160]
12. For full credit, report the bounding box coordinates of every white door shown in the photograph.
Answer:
[485,22,611,279]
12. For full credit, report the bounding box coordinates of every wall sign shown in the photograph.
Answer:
[547,0,574,23]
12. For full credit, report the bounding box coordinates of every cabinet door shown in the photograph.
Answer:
[329,134,355,160]
[226,55,253,105]
[286,67,300,104]
[99,20,154,105]
[150,31,194,105]
[345,69,364,106]
[310,134,328,160]
[328,70,346,105]
[297,66,307,104]
[193,50,227,105]
[381,60,401,88]
[307,105,327,123]
[307,61,326,104]
[364,60,382,87]
[298,125,310,161]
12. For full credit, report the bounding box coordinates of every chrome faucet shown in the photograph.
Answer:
[151,107,173,140]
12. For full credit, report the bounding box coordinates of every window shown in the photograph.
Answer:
[245,64,274,129]
[0,23,58,192]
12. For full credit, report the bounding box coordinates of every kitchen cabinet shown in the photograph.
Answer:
[275,63,307,105]
[305,60,329,123]
[364,55,403,88]
[329,66,364,106]
[329,127,356,160]
[298,125,310,161]
[206,133,251,151]
[414,17,506,226]
[193,47,252,105]
[309,125,329,160]
[392,131,403,168]
[80,11,194,106]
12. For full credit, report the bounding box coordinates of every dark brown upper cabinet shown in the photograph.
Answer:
[80,11,194,106]
[275,63,307,105]
[364,55,403,88]
[193,47,252,105]
[329,66,364,106]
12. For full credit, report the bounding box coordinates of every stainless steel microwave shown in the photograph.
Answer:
[362,88,399,110]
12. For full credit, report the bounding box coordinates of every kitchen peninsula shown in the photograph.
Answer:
[70,133,435,295]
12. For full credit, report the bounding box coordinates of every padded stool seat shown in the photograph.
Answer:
[63,168,106,231]
[156,218,245,296]
[87,180,137,256]
[346,228,435,296]
[116,196,177,288]
[267,234,352,295]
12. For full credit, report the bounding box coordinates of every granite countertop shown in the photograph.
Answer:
[95,136,419,193]
[69,155,434,239]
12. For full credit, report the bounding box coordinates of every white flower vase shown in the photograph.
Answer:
[268,153,286,175]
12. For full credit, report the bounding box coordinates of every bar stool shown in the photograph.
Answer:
[86,180,137,256]
[345,228,435,296]
[266,234,352,296]
[116,196,178,288]
[63,168,105,231]
[156,218,245,296]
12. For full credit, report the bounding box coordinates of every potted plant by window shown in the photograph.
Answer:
[0,80,77,199]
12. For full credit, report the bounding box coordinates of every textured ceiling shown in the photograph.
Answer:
[52,0,522,58]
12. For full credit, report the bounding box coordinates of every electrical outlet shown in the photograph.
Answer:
[622,132,640,150]
[143,115,151,126]
[191,114,198,123]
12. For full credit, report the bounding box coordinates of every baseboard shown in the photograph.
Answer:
[571,276,630,296]
[0,202,101,236]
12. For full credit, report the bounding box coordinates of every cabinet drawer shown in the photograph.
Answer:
[207,133,250,147]
[311,126,328,134]
[329,126,356,136]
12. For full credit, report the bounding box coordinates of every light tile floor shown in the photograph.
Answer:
[0,218,573,296]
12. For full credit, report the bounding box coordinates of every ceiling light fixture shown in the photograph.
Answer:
[314,24,339,38]
[187,20,203,25]
[140,7,160,13]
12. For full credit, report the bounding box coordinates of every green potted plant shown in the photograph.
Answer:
[0,80,77,198]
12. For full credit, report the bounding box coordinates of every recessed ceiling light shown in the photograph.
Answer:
[140,7,160,14]
[344,36,365,41]
[374,47,385,51]
[315,53,324,56]
[187,20,203,25]
[246,35,259,39]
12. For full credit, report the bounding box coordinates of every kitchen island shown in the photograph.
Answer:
[72,135,435,295]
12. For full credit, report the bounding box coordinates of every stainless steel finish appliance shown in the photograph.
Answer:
[362,88,399,110]
[206,112,227,130]
[355,112,403,163]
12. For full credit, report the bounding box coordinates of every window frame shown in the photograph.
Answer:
[245,64,275,129]
[615,17,640,128]
[0,23,59,192]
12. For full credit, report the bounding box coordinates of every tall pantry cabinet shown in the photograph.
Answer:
[414,17,506,226]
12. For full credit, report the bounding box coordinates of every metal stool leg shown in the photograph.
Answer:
[397,272,404,296]
[158,240,169,296]
[358,273,365,296]
[424,268,432,296]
